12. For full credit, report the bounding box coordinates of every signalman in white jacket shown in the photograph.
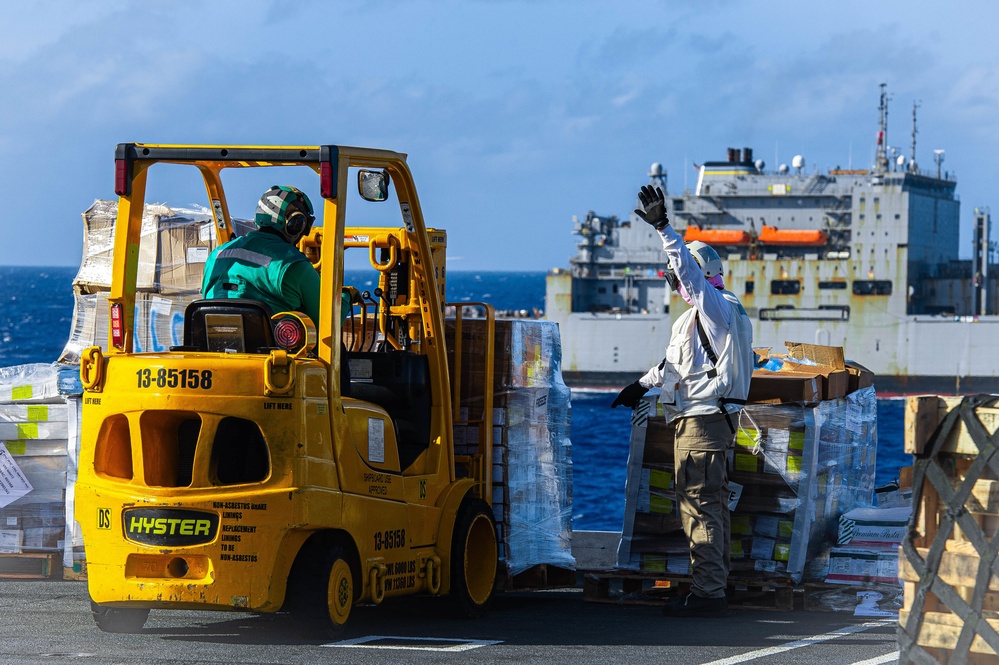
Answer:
[612,185,754,618]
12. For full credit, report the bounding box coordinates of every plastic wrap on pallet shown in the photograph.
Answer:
[616,386,877,584]
[616,392,682,573]
[0,366,72,555]
[0,364,63,404]
[445,318,574,577]
[806,581,903,615]
[61,200,253,364]
[73,199,253,292]
[59,289,199,363]
[502,380,574,575]
[63,396,84,575]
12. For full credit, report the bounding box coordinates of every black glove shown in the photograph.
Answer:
[611,381,648,409]
[634,185,669,231]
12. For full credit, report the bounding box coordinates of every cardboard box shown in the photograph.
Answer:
[73,199,252,293]
[845,360,875,392]
[814,367,850,400]
[748,369,821,404]
[156,222,214,293]
[75,200,159,290]
[784,341,845,369]
[837,506,910,546]
[0,529,23,554]
[825,546,900,585]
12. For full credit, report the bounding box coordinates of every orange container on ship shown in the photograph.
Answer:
[683,225,751,245]
[758,225,827,246]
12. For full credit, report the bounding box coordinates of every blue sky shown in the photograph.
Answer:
[3,1,998,270]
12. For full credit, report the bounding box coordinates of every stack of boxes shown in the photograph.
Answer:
[60,200,251,362]
[446,318,575,577]
[0,364,78,570]
[56,200,250,577]
[827,505,909,585]
[617,342,878,585]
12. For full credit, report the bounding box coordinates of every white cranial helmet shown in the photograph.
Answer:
[685,240,724,278]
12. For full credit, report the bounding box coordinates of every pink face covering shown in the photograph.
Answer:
[678,274,725,305]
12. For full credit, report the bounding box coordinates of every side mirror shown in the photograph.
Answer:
[358,169,390,202]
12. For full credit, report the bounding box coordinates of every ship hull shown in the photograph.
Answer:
[561,369,999,396]
[552,311,999,396]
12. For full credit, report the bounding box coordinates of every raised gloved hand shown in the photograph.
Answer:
[611,381,648,409]
[634,185,669,231]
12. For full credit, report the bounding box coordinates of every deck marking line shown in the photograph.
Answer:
[698,621,890,665]
[848,651,899,665]
[322,635,503,652]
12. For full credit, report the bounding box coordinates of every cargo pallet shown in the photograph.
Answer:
[0,552,62,579]
[498,563,576,591]
[580,570,826,611]
[900,395,999,664]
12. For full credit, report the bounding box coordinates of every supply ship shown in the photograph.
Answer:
[546,85,998,394]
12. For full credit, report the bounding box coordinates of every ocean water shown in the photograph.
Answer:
[0,266,906,531]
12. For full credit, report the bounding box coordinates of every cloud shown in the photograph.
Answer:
[2,1,999,269]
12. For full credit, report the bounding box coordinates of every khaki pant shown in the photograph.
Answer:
[674,413,735,599]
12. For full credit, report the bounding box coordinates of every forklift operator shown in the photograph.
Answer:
[202,185,321,322]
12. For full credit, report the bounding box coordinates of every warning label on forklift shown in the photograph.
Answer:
[400,203,415,232]
[384,559,417,591]
[210,501,268,563]
[368,418,385,463]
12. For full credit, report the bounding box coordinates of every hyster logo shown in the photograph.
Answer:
[123,508,220,547]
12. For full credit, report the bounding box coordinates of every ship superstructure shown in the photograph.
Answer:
[547,85,997,393]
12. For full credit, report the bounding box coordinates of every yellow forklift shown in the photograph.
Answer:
[75,144,499,633]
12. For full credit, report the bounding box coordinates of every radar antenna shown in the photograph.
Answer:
[874,83,892,174]
[648,162,667,194]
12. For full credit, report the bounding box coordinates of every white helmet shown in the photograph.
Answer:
[686,240,723,278]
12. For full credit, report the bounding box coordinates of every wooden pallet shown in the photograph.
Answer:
[581,570,805,611]
[899,395,999,664]
[498,563,576,591]
[0,553,62,579]
[63,560,88,581]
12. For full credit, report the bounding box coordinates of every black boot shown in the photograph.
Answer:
[662,592,727,618]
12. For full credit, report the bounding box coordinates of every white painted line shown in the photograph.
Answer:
[848,651,899,665]
[698,621,891,665]
[323,635,503,652]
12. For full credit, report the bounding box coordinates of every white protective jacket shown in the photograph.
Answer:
[638,226,754,424]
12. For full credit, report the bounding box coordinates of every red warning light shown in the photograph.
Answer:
[274,317,304,351]
[110,302,124,349]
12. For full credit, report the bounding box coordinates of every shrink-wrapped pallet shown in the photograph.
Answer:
[616,385,877,584]
[446,318,574,577]
[0,364,72,558]
[60,289,196,363]
[60,200,252,363]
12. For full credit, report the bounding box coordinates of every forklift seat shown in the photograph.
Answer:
[180,299,276,353]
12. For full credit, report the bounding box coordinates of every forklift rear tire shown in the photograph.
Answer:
[449,497,498,619]
[90,600,149,633]
[323,547,355,631]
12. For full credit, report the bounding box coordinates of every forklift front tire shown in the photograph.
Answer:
[449,497,498,619]
[90,600,149,633]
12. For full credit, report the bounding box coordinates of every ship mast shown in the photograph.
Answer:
[909,100,920,173]
[874,83,892,174]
